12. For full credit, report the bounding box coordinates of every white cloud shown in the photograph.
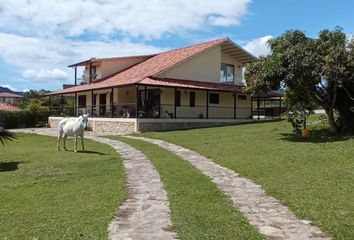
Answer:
[348,33,354,41]
[0,33,164,89]
[1,84,18,91]
[242,35,273,57]
[22,68,69,81]
[0,0,251,39]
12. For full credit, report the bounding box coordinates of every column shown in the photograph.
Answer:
[206,90,209,119]
[233,92,237,119]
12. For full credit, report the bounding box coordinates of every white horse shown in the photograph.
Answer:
[57,114,89,152]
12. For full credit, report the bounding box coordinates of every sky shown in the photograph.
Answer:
[0,0,353,92]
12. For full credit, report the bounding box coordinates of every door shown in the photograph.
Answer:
[137,88,160,118]
[99,93,106,116]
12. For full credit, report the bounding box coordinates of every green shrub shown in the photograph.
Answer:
[0,109,49,128]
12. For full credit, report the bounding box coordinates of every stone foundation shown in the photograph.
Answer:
[48,117,253,134]
[48,117,136,134]
[136,119,252,132]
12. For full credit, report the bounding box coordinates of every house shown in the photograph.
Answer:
[47,37,281,133]
[0,92,23,106]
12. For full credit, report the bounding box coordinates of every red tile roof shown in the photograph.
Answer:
[0,102,21,111]
[48,38,250,95]
[0,92,23,98]
[68,54,157,67]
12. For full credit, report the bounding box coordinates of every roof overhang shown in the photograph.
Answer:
[46,76,245,96]
[221,39,258,64]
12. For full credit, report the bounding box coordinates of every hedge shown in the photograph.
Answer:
[0,110,50,129]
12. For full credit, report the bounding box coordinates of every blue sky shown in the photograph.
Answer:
[0,0,353,92]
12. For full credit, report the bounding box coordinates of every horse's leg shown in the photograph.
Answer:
[63,134,68,151]
[57,133,61,151]
[74,135,78,152]
[81,136,85,152]
[57,128,64,150]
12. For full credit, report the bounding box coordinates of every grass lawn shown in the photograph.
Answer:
[0,133,126,240]
[113,137,264,240]
[140,119,354,240]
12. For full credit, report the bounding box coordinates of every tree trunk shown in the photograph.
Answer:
[326,107,339,134]
[336,88,354,133]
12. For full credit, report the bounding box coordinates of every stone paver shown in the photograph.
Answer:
[128,136,331,240]
[12,128,176,240]
[91,137,176,240]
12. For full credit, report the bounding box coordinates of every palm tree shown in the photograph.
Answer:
[0,127,15,145]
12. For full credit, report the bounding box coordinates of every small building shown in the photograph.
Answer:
[48,37,282,133]
[0,92,23,106]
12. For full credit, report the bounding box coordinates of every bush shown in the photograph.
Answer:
[0,109,49,129]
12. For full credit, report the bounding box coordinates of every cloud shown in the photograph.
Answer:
[348,33,354,41]
[22,68,69,81]
[1,84,18,91]
[0,33,164,89]
[242,35,273,57]
[0,0,251,39]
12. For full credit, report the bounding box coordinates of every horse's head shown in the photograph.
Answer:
[81,113,89,129]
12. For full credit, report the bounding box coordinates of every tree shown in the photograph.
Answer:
[245,27,354,134]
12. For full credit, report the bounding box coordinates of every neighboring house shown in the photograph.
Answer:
[0,102,21,112]
[48,37,281,133]
[0,92,23,106]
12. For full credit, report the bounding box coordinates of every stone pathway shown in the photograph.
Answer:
[127,136,331,240]
[90,137,177,240]
[12,129,176,240]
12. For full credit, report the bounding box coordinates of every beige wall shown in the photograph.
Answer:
[157,46,221,83]
[117,86,136,104]
[83,57,149,83]
[75,86,251,119]
[157,45,246,85]
[100,58,147,79]
[160,87,250,119]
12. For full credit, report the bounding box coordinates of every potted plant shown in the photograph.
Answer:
[284,89,316,137]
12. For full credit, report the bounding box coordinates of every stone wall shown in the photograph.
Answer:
[48,117,136,134]
[136,119,253,132]
[93,120,135,134]
[48,117,253,134]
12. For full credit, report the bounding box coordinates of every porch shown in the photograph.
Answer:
[48,84,255,120]
[48,83,283,133]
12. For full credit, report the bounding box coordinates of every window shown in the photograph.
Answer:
[4,97,14,104]
[78,95,86,108]
[189,92,195,107]
[175,90,181,106]
[238,94,247,100]
[220,63,235,83]
[209,93,219,104]
[91,65,97,80]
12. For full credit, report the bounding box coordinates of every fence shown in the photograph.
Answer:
[50,103,252,119]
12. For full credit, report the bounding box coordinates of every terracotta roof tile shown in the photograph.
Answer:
[0,92,23,98]
[48,38,243,95]
[0,102,21,111]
